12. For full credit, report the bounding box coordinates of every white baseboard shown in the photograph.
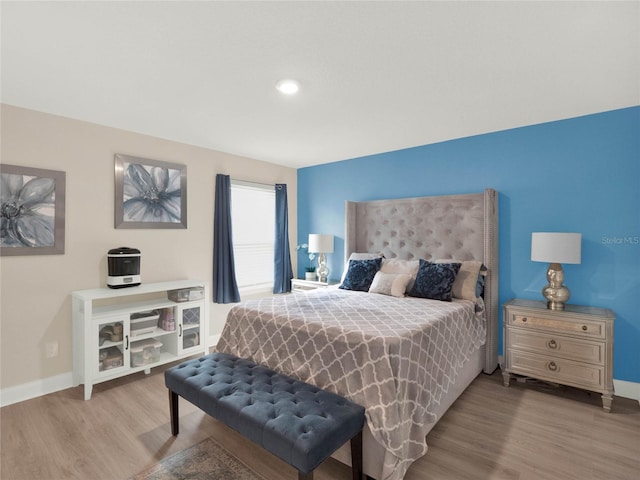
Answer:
[614,379,640,404]
[1,335,223,408]
[0,372,73,408]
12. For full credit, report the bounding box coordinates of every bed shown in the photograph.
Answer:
[216,189,499,480]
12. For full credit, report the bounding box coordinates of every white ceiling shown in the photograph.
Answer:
[2,1,638,169]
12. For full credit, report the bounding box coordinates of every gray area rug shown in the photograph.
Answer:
[131,437,268,480]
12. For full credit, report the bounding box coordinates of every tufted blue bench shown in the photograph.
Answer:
[165,352,366,480]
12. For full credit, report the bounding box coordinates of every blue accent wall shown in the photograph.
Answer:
[298,107,640,383]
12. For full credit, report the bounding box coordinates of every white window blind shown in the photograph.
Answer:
[230,181,275,290]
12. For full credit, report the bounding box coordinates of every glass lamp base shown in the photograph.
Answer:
[316,253,329,283]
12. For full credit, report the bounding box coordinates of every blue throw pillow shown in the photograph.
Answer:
[408,259,461,301]
[339,257,382,292]
[475,273,485,298]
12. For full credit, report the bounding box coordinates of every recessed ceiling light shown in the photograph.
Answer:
[276,79,300,95]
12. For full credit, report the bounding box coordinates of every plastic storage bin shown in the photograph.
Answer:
[168,287,204,302]
[130,311,160,336]
[130,339,162,367]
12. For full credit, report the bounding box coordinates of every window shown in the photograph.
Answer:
[230,181,275,291]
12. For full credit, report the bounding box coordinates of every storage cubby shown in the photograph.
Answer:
[72,280,209,400]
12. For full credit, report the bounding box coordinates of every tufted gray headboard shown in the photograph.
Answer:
[345,189,499,374]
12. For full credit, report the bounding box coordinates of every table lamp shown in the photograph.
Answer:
[308,234,334,283]
[531,232,582,310]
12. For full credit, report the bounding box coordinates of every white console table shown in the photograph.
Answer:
[72,280,209,400]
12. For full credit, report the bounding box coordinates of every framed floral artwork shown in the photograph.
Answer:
[114,154,187,229]
[1,164,66,256]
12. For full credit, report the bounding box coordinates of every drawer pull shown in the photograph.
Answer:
[522,317,528,323]
[582,325,588,331]
[547,339,558,349]
[548,361,558,372]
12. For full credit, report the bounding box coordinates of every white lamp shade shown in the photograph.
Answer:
[308,234,334,253]
[531,232,582,264]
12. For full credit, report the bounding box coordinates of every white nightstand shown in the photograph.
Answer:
[502,299,615,412]
[291,278,335,292]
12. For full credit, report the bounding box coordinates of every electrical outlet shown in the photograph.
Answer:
[45,341,59,358]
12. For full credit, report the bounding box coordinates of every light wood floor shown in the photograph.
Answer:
[2,363,639,480]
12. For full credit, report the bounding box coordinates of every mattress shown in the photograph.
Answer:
[216,287,486,480]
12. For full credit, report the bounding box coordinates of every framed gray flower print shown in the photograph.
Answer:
[114,154,187,229]
[1,164,66,256]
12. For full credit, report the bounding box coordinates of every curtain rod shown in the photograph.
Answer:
[231,179,283,189]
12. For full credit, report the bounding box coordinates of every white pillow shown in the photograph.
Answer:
[368,272,412,298]
[435,259,484,302]
[340,252,384,282]
[380,258,419,291]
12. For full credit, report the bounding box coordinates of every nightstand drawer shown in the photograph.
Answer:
[507,350,605,391]
[510,313,604,339]
[509,328,604,364]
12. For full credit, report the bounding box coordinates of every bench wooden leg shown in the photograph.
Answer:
[169,389,179,436]
[351,429,363,480]
[296,428,362,480]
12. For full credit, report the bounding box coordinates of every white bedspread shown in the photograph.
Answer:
[216,288,486,480]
